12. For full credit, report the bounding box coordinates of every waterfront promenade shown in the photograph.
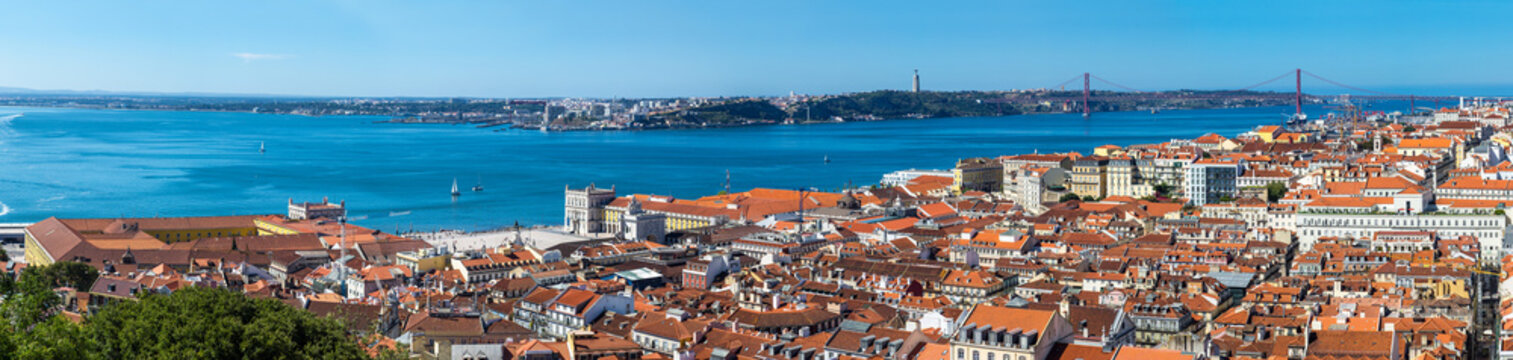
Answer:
[407,226,599,251]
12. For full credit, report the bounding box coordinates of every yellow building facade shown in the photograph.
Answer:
[604,209,715,232]
[952,158,1003,194]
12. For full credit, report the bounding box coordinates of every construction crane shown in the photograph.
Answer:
[1466,267,1502,277]
[1324,96,1363,130]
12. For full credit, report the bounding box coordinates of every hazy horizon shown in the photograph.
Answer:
[4,0,1513,98]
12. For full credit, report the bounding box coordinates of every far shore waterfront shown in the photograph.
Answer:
[1,88,1308,132]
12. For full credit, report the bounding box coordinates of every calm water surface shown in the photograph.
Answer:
[0,102,1399,231]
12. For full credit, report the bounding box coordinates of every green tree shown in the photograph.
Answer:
[84,287,367,360]
[1082,195,1099,202]
[1152,183,1174,199]
[1058,193,1081,202]
[0,262,372,359]
[2,262,96,332]
[0,282,61,332]
[373,346,410,360]
[801,90,1015,120]
[0,273,16,297]
[8,316,91,360]
[661,100,788,126]
[0,262,101,360]
[1266,182,1289,202]
[27,262,99,292]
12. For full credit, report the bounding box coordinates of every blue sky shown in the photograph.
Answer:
[2,0,1510,98]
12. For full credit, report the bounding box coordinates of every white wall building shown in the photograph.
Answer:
[1185,159,1244,205]
[565,184,617,235]
[882,169,953,187]
[1297,212,1506,259]
[620,198,666,243]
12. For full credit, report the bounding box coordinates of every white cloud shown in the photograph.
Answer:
[232,53,293,62]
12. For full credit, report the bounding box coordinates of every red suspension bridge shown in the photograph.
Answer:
[990,69,1464,117]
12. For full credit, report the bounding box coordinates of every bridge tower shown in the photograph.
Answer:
[1083,72,1091,118]
[1294,68,1302,116]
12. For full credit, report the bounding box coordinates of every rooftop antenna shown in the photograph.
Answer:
[338,212,348,296]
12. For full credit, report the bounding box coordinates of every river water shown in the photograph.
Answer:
[0,102,1404,231]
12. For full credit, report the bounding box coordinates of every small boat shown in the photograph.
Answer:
[259,141,266,153]
[824,155,831,164]
[451,178,461,197]
[1284,113,1308,126]
[472,176,484,192]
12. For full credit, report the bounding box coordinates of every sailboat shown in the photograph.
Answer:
[824,155,831,164]
[259,141,265,153]
[472,175,484,192]
[450,178,461,197]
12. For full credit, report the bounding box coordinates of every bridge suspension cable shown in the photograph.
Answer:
[1051,74,1083,90]
[1088,74,1146,93]
[1300,70,1399,96]
[1230,70,1298,92]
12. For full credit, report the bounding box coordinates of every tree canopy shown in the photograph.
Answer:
[1266,182,1289,203]
[27,261,98,292]
[804,90,1010,120]
[657,100,788,126]
[0,262,369,360]
[85,287,368,360]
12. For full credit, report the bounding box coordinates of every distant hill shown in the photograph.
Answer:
[803,90,1014,120]
[651,90,1021,128]
[655,99,789,126]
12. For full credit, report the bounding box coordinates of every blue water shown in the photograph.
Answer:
[0,102,1407,231]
